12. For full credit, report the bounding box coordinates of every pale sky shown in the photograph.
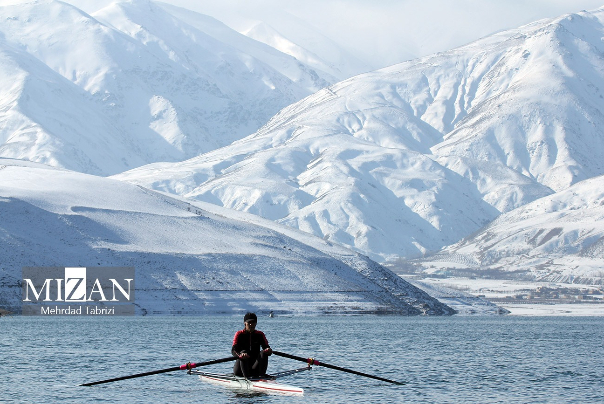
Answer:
[3,0,604,69]
[155,0,604,68]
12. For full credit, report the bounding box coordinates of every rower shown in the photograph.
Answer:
[232,312,273,379]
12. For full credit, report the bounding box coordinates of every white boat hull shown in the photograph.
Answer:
[198,372,304,396]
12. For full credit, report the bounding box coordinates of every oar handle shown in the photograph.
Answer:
[80,356,237,386]
[273,351,404,385]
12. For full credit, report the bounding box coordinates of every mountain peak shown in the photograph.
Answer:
[116,6,604,273]
[0,0,337,175]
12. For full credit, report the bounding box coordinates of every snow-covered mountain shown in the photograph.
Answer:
[154,3,344,83]
[395,175,604,285]
[116,7,604,268]
[154,0,375,78]
[156,4,355,82]
[0,0,335,175]
[240,20,371,80]
[0,158,452,315]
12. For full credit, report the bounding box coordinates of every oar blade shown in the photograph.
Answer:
[273,351,404,385]
[80,366,181,386]
[80,356,236,387]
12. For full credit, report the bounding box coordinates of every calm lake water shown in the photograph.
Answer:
[1,316,603,403]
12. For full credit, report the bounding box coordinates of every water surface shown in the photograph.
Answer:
[1,316,603,403]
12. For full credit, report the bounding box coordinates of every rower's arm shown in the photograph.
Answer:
[260,331,270,349]
[232,330,244,357]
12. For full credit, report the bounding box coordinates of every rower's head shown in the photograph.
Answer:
[243,312,257,331]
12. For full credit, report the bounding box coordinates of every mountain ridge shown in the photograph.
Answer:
[0,0,336,175]
[394,174,604,285]
[0,158,453,315]
[2,2,604,285]
[115,7,604,280]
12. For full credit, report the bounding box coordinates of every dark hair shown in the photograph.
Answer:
[244,312,257,323]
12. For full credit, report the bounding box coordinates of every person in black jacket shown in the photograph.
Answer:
[231,312,273,379]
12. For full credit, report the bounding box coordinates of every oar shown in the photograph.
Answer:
[273,351,404,385]
[80,356,237,386]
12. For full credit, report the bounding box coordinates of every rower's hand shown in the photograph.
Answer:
[264,348,273,356]
[239,352,250,359]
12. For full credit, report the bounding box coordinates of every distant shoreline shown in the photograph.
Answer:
[502,303,604,316]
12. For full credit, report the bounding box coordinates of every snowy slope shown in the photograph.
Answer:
[114,115,499,263]
[0,0,335,175]
[401,175,604,285]
[432,11,604,196]
[157,1,374,78]
[156,4,343,82]
[0,158,452,315]
[240,21,367,81]
[117,8,604,265]
[405,279,510,315]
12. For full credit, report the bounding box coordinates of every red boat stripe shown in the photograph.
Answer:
[253,384,303,393]
[202,376,232,384]
[202,376,302,393]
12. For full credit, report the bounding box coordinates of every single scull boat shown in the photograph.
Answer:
[190,366,310,396]
[79,350,403,392]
